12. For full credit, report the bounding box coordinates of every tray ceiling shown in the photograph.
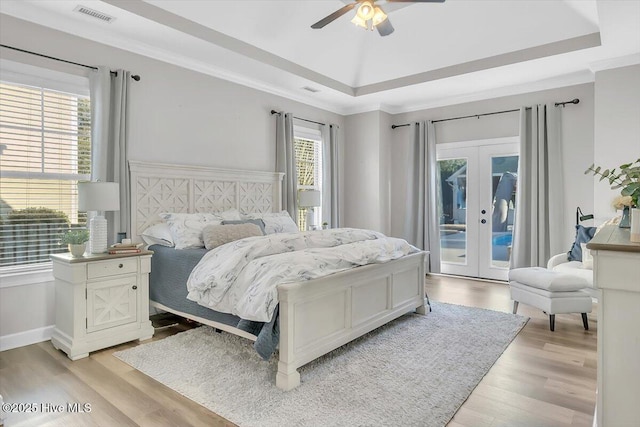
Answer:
[1,0,639,114]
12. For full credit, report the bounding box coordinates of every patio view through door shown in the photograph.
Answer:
[437,138,519,281]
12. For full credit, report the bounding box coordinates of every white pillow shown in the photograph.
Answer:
[160,210,243,249]
[580,243,593,270]
[159,213,220,249]
[246,211,299,234]
[141,222,174,247]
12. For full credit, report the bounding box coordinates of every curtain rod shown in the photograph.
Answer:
[390,98,579,129]
[0,44,141,81]
[270,110,325,126]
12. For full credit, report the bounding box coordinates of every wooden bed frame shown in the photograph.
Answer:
[129,161,428,390]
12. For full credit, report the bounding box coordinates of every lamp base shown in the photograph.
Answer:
[306,208,316,230]
[89,215,108,254]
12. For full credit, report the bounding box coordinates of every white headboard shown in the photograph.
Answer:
[129,161,284,241]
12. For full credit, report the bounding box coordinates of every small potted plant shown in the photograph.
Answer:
[61,229,90,257]
[322,221,329,230]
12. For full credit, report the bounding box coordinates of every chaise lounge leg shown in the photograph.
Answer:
[512,301,519,314]
[581,313,589,330]
[549,314,555,331]
[276,361,301,391]
[416,297,430,315]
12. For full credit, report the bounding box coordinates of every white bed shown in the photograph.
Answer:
[129,160,428,390]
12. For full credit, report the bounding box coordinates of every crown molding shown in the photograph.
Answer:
[588,53,640,73]
[343,70,595,116]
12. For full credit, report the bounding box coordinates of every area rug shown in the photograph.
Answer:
[114,302,527,427]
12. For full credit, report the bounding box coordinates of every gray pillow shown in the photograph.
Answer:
[567,225,597,262]
[202,223,264,250]
[222,219,266,235]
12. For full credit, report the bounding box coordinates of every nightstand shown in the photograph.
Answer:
[50,251,155,360]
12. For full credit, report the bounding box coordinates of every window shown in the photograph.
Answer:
[0,79,91,269]
[294,125,323,231]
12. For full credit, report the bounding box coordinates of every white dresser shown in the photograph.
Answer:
[50,251,155,360]
[587,226,640,427]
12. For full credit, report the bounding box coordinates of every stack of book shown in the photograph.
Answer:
[108,242,144,254]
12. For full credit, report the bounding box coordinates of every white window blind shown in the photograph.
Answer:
[0,81,91,268]
[294,133,323,231]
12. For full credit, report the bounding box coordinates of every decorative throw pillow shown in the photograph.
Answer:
[202,223,263,250]
[141,222,174,247]
[567,225,597,262]
[159,213,223,249]
[222,219,266,235]
[245,211,299,234]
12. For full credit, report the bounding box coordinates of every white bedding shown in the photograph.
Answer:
[186,228,419,322]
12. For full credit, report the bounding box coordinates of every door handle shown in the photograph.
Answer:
[132,285,138,290]
[481,209,486,214]
[481,219,487,224]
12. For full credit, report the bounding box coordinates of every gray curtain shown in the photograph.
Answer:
[403,121,441,273]
[322,124,340,228]
[511,104,565,268]
[89,67,131,245]
[275,113,297,222]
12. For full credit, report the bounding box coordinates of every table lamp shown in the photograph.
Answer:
[78,182,120,254]
[298,190,321,230]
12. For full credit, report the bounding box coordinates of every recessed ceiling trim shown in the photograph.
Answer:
[102,1,602,99]
[101,0,354,96]
[588,53,640,72]
[355,32,602,96]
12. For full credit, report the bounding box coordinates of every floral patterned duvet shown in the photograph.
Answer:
[186,228,419,322]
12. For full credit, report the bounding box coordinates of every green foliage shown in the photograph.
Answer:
[60,228,90,245]
[585,158,640,207]
[439,159,466,176]
[4,207,70,225]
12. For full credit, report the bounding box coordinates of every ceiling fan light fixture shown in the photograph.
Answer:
[372,6,388,26]
[356,1,375,21]
[351,14,368,29]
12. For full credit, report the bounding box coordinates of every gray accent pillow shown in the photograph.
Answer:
[222,219,266,235]
[202,223,263,250]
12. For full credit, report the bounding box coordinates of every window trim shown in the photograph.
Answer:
[0,264,55,288]
[1,62,91,274]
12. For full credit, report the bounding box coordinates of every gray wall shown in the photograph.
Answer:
[593,64,640,221]
[388,84,595,249]
[344,111,383,230]
[0,14,345,346]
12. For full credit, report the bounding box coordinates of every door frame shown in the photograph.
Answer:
[437,137,519,280]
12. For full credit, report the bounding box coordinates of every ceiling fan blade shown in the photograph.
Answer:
[387,0,445,3]
[377,19,395,37]
[311,3,357,29]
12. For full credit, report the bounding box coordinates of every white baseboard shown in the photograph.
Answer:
[0,325,54,352]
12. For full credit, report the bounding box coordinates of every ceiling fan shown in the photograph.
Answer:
[311,0,445,37]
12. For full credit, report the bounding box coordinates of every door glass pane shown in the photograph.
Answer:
[439,159,467,264]
[490,156,518,268]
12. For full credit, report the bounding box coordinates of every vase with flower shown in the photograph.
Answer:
[586,158,640,241]
[612,195,633,228]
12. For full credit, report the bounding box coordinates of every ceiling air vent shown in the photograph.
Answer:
[302,86,320,93]
[73,5,116,23]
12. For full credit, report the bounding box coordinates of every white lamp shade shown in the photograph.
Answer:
[298,190,321,208]
[78,182,120,212]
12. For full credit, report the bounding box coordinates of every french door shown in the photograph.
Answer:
[437,139,519,281]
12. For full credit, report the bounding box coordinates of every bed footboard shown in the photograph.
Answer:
[275,251,427,390]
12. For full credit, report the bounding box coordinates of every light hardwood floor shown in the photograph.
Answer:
[0,275,596,427]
